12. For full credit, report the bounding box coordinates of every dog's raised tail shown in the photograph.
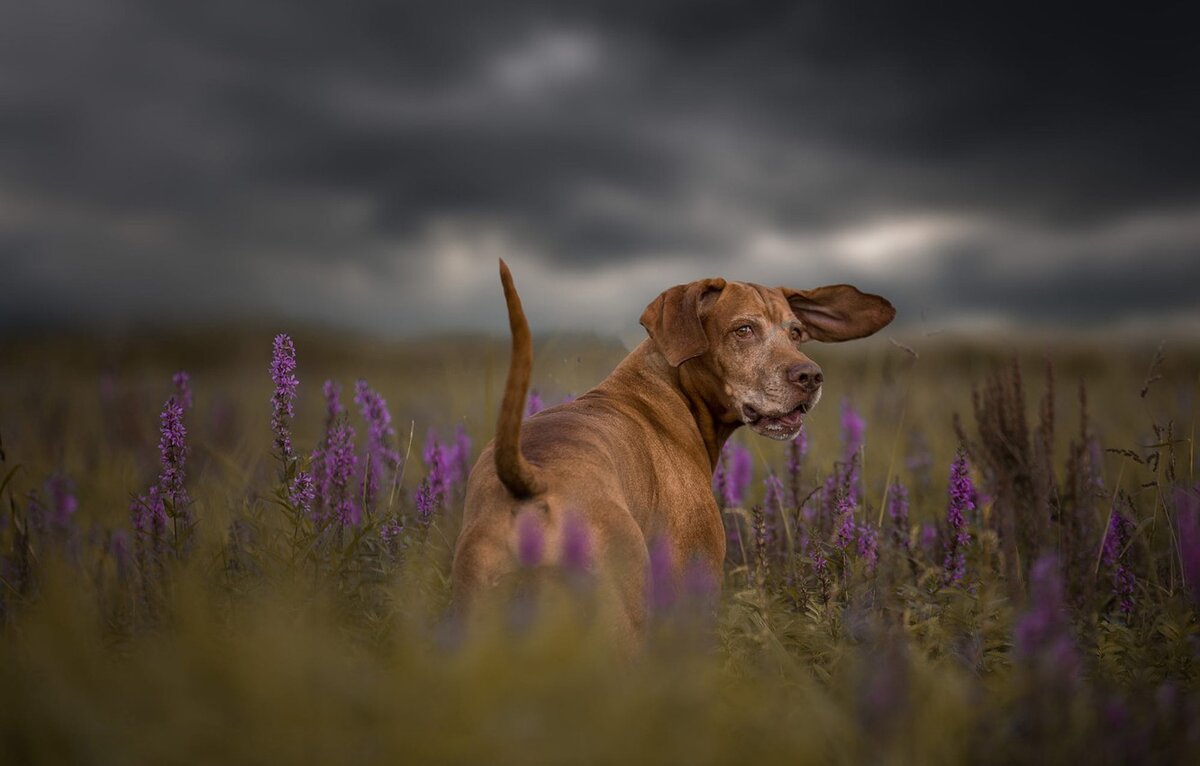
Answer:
[494,259,546,499]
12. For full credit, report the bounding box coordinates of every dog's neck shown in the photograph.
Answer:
[597,340,741,472]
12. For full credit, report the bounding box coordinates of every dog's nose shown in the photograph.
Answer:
[788,361,823,392]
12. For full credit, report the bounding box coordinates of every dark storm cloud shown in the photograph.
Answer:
[2,0,1198,332]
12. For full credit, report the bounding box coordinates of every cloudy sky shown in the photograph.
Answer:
[3,0,1198,338]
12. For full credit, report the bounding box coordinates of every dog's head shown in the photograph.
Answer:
[640,279,894,440]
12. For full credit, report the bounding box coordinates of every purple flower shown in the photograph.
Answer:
[562,511,591,572]
[919,523,939,556]
[324,418,359,526]
[173,371,192,410]
[887,480,911,552]
[681,557,717,607]
[355,379,401,514]
[423,425,472,497]
[310,380,344,515]
[856,523,879,572]
[1014,554,1080,685]
[713,441,752,508]
[834,492,856,553]
[710,444,748,509]
[414,481,437,526]
[1102,511,1137,615]
[942,450,974,586]
[812,547,831,603]
[323,380,344,430]
[131,486,167,536]
[46,474,78,528]
[290,471,316,518]
[380,516,404,548]
[269,334,299,460]
[516,510,544,567]
[525,390,543,417]
[451,423,473,484]
[840,398,865,465]
[158,394,190,512]
[785,427,808,506]
[1175,485,1200,603]
[647,537,676,613]
[421,430,451,509]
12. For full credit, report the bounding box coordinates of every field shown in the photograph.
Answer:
[2,326,1199,764]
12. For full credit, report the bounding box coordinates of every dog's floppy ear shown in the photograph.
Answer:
[780,284,895,343]
[640,278,727,366]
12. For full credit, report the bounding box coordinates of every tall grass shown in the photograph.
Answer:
[1,328,1198,764]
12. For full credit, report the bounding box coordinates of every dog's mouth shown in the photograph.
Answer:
[742,401,809,440]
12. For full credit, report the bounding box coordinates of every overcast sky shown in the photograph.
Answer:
[3,0,1198,338]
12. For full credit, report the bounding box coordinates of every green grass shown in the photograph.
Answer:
[1,328,1198,764]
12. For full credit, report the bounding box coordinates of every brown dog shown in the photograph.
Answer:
[451,260,894,641]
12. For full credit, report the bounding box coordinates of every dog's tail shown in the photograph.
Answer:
[494,259,546,499]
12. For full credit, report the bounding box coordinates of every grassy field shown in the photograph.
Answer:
[1,326,1198,764]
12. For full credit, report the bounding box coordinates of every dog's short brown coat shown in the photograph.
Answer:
[452,261,894,642]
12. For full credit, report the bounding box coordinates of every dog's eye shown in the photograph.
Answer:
[733,324,754,339]
[790,327,803,342]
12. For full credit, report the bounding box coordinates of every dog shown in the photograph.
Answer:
[451,260,894,642]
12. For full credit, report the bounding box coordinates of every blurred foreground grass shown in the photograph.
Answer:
[1,326,1199,764]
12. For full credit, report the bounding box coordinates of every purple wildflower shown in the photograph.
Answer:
[421,430,451,506]
[681,557,717,608]
[516,511,544,568]
[323,380,344,430]
[1102,511,1137,615]
[269,334,299,460]
[840,398,865,464]
[46,474,78,528]
[380,516,403,542]
[355,379,401,514]
[713,450,729,509]
[290,471,316,518]
[414,481,437,526]
[647,537,676,613]
[424,425,471,496]
[1174,485,1200,603]
[157,394,189,512]
[943,450,974,586]
[812,548,831,604]
[887,480,911,552]
[130,487,168,573]
[785,427,808,506]
[730,445,751,501]
[713,441,752,508]
[173,371,192,410]
[919,523,939,557]
[856,523,879,572]
[309,380,344,515]
[526,390,543,417]
[1014,554,1080,685]
[324,418,359,526]
[562,511,592,573]
[834,492,856,553]
[450,423,473,484]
